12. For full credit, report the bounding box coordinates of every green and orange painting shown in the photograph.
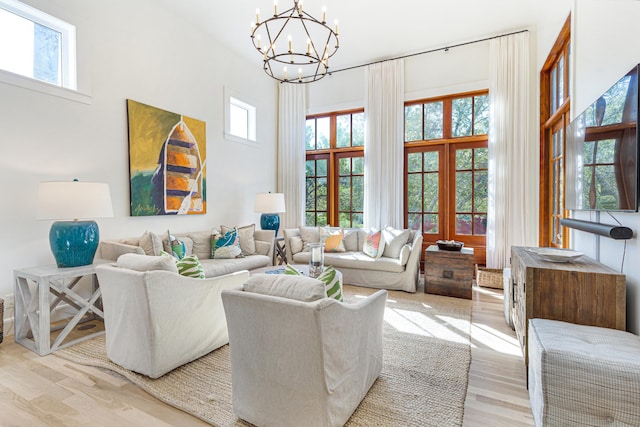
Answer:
[126,100,206,216]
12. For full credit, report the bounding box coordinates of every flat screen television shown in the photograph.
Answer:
[565,64,639,212]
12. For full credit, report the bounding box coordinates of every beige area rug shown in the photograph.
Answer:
[55,286,472,427]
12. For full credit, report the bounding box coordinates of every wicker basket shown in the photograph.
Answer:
[475,266,504,289]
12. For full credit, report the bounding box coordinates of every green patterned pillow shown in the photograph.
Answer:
[285,264,343,302]
[161,251,205,279]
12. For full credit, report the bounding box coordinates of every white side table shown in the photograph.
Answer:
[14,259,109,356]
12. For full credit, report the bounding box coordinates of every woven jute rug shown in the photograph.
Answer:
[56,286,472,427]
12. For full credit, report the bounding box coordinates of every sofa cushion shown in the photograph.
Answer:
[382,227,410,259]
[164,230,186,259]
[285,264,343,301]
[320,227,346,253]
[139,231,163,256]
[244,274,326,302]
[291,251,405,273]
[116,253,179,273]
[211,228,243,259]
[221,224,256,256]
[363,229,385,258]
[200,255,271,277]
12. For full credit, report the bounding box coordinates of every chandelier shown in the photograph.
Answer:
[250,0,339,83]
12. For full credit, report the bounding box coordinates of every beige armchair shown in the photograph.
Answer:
[221,275,387,427]
[95,254,250,378]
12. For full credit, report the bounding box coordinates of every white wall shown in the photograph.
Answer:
[306,41,491,114]
[569,0,640,333]
[0,0,278,321]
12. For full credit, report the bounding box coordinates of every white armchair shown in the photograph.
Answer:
[221,275,387,427]
[95,254,250,378]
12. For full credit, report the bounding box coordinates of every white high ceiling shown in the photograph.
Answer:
[158,0,570,72]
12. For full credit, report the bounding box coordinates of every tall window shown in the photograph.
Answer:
[405,91,489,264]
[0,0,76,89]
[540,16,570,248]
[305,110,364,227]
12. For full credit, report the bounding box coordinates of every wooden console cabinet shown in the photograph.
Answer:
[510,246,626,366]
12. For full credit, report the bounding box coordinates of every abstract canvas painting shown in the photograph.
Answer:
[127,100,206,216]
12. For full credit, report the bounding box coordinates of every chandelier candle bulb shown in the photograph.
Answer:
[256,8,260,23]
[256,34,261,48]
[334,20,338,34]
[283,67,287,80]
[274,0,277,15]
[307,38,311,55]
[298,68,302,79]
[321,6,326,23]
[288,34,292,52]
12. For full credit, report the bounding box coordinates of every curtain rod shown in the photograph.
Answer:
[328,28,530,76]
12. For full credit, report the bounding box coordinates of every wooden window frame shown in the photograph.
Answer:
[306,109,365,227]
[540,15,571,248]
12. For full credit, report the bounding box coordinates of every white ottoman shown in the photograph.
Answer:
[528,319,640,427]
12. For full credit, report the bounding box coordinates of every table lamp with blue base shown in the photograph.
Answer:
[38,180,113,268]
[255,192,286,237]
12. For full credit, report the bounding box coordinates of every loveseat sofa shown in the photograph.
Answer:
[100,226,274,277]
[283,226,422,292]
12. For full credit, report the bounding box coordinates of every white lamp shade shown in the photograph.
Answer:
[37,181,114,220]
[254,192,286,213]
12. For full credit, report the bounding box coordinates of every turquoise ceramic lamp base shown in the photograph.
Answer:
[49,220,100,268]
[260,213,281,237]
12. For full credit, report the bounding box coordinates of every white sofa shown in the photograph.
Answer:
[100,228,274,277]
[222,274,387,427]
[95,254,250,378]
[283,226,422,292]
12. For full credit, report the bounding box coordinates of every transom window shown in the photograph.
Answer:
[0,0,76,89]
[305,110,365,227]
[405,93,489,141]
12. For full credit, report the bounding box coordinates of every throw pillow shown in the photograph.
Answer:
[319,226,346,252]
[285,264,343,302]
[298,226,320,251]
[139,231,163,256]
[382,227,410,259]
[221,224,256,255]
[164,230,186,260]
[363,229,385,258]
[160,251,205,278]
[210,228,243,259]
[175,254,205,279]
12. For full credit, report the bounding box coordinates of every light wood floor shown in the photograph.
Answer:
[0,284,533,426]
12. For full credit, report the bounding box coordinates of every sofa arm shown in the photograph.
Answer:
[254,229,275,260]
[99,240,144,261]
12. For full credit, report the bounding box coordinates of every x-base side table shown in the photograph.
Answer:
[14,260,109,356]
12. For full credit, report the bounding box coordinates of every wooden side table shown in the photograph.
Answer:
[273,236,287,265]
[14,260,109,356]
[424,245,475,299]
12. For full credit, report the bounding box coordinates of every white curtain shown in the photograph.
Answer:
[487,32,538,268]
[277,83,306,232]
[363,59,405,229]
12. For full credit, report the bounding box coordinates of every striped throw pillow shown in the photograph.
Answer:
[161,251,205,279]
[285,264,343,302]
